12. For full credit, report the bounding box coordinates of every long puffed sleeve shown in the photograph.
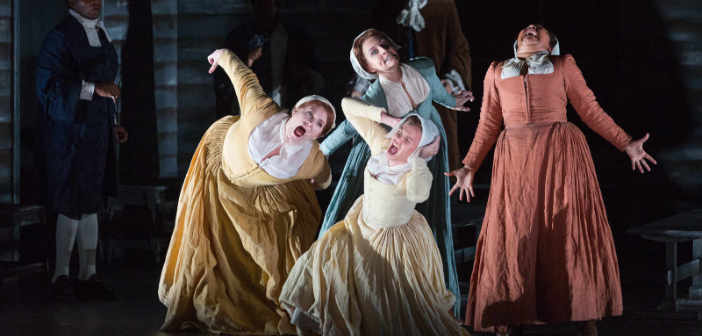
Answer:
[36,30,83,122]
[422,59,457,109]
[340,97,388,155]
[562,55,631,151]
[307,147,332,190]
[319,119,358,156]
[319,81,385,156]
[461,61,504,171]
[217,49,278,122]
[404,157,433,203]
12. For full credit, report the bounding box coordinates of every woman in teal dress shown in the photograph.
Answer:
[319,28,472,316]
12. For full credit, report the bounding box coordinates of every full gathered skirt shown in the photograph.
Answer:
[281,196,468,336]
[465,122,623,331]
[158,116,322,335]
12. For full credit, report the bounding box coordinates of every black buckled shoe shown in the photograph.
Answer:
[75,275,117,301]
[50,275,74,300]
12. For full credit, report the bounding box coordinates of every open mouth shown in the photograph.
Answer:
[294,126,306,138]
[523,30,538,40]
[387,144,398,155]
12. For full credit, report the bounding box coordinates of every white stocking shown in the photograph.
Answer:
[52,214,79,283]
[77,213,98,280]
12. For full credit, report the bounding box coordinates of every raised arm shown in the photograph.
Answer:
[319,80,384,156]
[563,54,631,151]
[462,61,504,171]
[208,49,276,120]
[425,61,458,109]
[340,98,388,155]
[36,31,85,122]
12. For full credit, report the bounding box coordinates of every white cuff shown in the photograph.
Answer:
[80,80,95,101]
[442,69,466,93]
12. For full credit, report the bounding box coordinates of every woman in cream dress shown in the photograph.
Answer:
[319,29,473,314]
[280,97,468,336]
[158,49,336,335]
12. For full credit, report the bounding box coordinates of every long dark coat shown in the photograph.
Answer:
[36,15,118,220]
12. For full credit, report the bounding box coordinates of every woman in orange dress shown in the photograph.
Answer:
[447,24,657,335]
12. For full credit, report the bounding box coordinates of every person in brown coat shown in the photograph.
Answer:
[446,24,657,335]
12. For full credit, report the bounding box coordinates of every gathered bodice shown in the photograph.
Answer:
[361,169,415,229]
[497,70,568,128]
[462,54,632,171]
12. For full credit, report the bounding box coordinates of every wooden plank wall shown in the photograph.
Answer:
[0,0,12,203]
[174,0,374,176]
[653,0,702,195]
[153,0,178,178]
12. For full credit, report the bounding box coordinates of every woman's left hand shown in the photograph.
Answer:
[624,132,657,173]
[419,136,440,159]
[453,90,474,112]
[207,49,226,74]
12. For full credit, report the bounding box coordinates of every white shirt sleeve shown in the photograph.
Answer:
[80,80,95,101]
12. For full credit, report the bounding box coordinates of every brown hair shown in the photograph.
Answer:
[352,28,400,74]
[295,100,335,136]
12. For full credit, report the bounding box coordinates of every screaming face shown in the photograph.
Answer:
[516,24,552,55]
[387,121,421,165]
[285,102,329,144]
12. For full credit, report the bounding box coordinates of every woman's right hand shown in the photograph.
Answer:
[380,111,402,128]
[208,49,226,74]
[445,166,475,202]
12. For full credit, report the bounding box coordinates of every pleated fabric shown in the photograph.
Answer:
[281,194,469,336]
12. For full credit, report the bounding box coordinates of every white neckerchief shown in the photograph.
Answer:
[69,9,112,47]
[396,0,428,32]
[366,152,412,185]
[248,112,312,179]
[379,64,429,117]
[502,38,561,79]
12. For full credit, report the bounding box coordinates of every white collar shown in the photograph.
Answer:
[69,9,100,28]
[248,113,312,179]
[367,152,412,185]
[68,9,112,47]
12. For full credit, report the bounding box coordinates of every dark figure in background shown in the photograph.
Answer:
[213,0,324,117]
[36,0,127,300]
[370,0,473,170]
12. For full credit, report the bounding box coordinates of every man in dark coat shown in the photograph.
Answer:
[36,0,127,300]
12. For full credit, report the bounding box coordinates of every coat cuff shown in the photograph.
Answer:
[80,80,95,101]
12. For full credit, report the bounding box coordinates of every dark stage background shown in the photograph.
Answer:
[1,0,701,334]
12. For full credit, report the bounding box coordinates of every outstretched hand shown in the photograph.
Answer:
[453,90,474,112]
[624,133,657,174]
[444,166,475,202]
[207,49,226,74]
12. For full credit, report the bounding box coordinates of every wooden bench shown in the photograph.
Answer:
[0,205,48,286]
[628,209,702,315]
[101,185,172,264]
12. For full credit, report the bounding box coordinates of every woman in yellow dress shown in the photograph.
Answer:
[158,48,336,335]
[280,98,468,336]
